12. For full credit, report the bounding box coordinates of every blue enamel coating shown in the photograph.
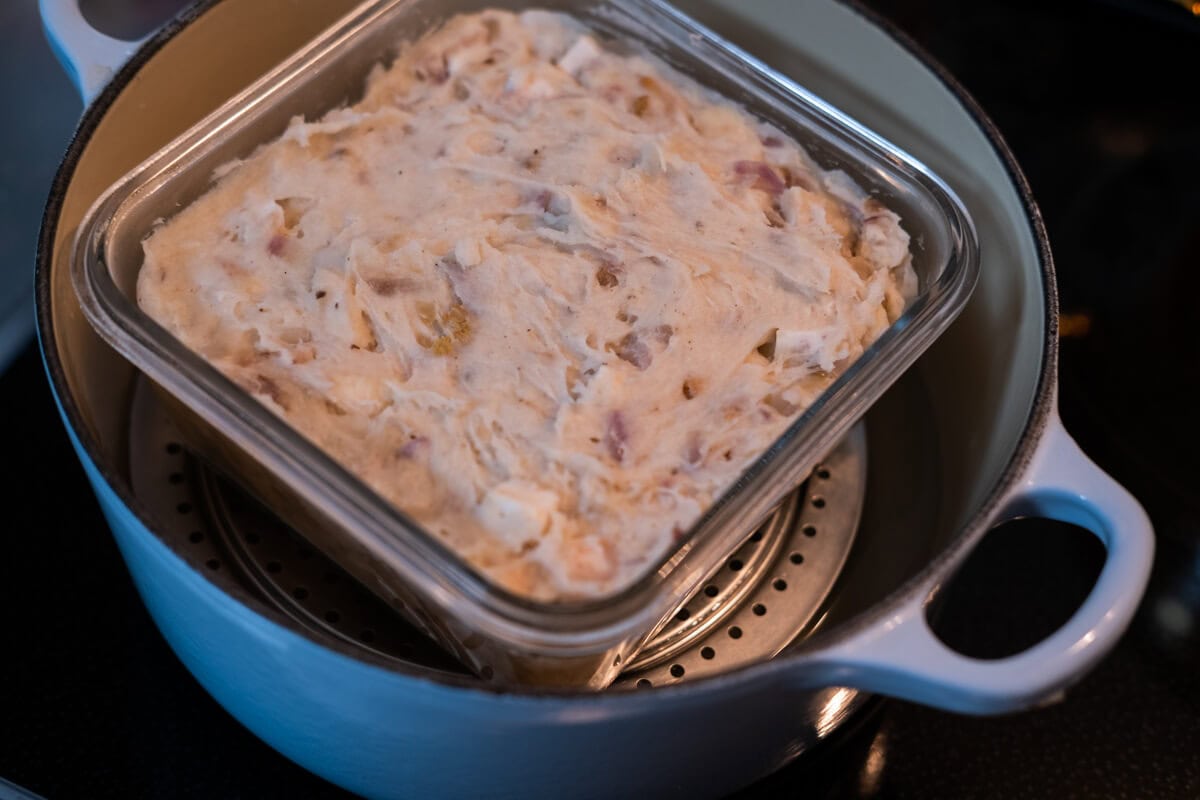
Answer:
[40,349,804,799]
[35,0,1154,794]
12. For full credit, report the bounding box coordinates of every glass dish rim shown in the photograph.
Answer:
[71,0,979,647]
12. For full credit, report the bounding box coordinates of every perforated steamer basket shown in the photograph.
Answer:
[37,0,1154,797]
[132,377,871,688]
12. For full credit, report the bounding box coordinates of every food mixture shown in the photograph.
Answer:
[137,9,917,601]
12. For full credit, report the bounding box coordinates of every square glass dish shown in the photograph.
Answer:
[72,0,978,688]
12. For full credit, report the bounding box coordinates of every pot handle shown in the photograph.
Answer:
[39,0,150,105]
[796,410,1154,714]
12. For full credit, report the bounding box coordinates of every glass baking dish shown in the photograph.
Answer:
[72,0,978,688]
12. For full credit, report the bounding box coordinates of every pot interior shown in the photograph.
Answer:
[41,0,1047,687]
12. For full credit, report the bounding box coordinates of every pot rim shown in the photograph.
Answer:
[35,0,1057,703]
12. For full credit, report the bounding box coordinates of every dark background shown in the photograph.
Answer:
[1,0,1197,797]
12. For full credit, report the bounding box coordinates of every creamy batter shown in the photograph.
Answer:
[138,10,916,601]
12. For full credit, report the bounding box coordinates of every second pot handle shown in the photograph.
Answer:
[793,410,1154,714]
[39,0,150,105]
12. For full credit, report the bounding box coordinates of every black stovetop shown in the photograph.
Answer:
[2,0,1198,797]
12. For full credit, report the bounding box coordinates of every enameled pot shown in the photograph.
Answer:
[36,1,1154,797]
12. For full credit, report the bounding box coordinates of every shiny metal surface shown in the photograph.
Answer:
[128,376,471,675]
[620,426,866,686]
[131,374,868,688]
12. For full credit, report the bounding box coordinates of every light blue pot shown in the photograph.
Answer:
[37,0,1154,797]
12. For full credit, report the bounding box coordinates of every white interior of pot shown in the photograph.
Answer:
[44,0,1046,681]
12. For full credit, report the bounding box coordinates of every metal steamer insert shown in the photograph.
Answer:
[129,377,865,687]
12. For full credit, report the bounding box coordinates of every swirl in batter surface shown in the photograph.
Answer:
[138,10,916,600]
